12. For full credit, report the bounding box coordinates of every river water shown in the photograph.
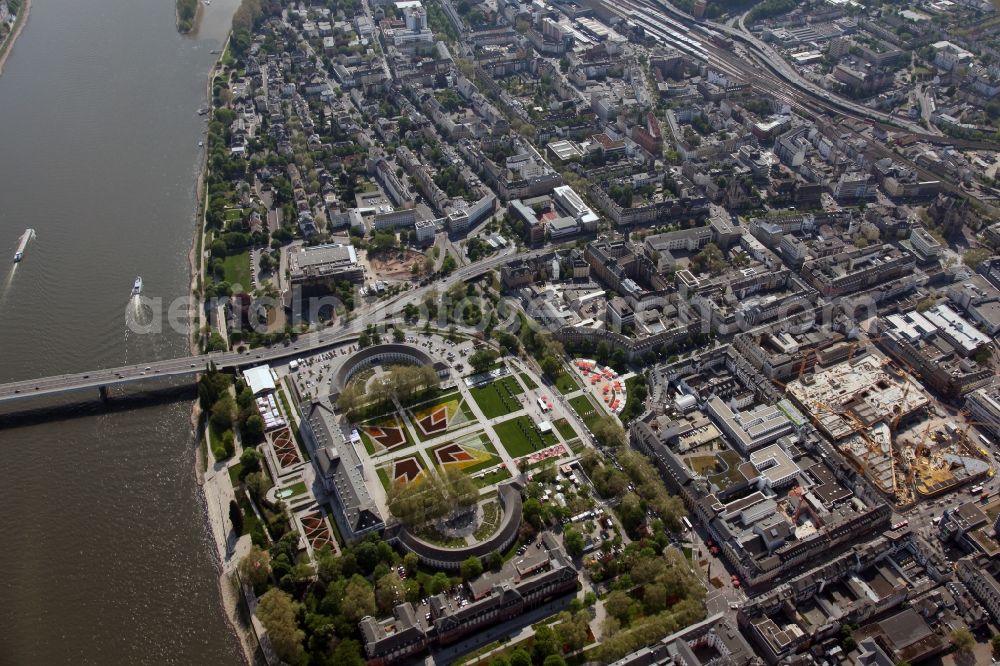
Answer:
[0,0,244,663]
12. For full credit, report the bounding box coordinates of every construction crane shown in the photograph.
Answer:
[906,419,935,489]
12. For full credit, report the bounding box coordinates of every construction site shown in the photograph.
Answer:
[784,350,991,508]
[362,248,430,283]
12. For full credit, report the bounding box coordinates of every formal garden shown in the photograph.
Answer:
[407,391,477,440]
[359,414,412,454]
[376,452,430,490]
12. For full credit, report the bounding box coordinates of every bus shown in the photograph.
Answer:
[682,516,693,531]
[970,484,984,495]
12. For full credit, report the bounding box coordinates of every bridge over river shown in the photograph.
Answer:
[0,246,555,406]
[0,329,353,404]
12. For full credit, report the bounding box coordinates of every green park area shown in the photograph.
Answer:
[554,371,579,394]
[222,251,252,290]
[469,375,524,419]
[569,394,603,432]
[553,418,577,441]
[494,415,559,457]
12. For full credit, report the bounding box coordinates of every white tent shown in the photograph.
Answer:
[244,365,276,395]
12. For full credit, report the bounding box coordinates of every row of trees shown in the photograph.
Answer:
[580,445,686,534]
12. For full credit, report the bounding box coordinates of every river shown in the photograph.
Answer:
[0,0,245,663]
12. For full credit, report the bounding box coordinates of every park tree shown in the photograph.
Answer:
[245,471,269,501]
[426,571,451,595]
[605,590,633,624]
[564,528,585,557]
[243,414,265,442]
[644,582,668,613]
[210,395,237,433]
[221,430,236,458]
[523,497,545,529]
[239,447,262,478]
[540,355,562,380]
[461,556,483,580]
[441,252,457,275]
[555,610,590,652]
[951,628,975,653]
[342,575,377,623]
[375,573,405,614]
[488,551,504,571]
[469,349,499,374]
[592,416,627,448]
[256,589,306,664]
[964,247,991,268]
[198,365,232,409]
[331,639,367,666]
[403,552,419,575]
[691,242,727,275]
[617,493,646,536]
[533,625,560,661]
[238,545,272,588]
[370,231,398,254]
[404,579,422,603]
[509,648,532,666]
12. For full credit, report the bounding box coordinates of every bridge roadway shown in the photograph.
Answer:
[0,246,552,405]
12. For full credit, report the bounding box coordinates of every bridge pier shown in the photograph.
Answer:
[99,385,109,402]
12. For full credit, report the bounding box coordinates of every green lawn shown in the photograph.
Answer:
[469,375,525,419]
[618,375,643,422]
[555,371,580,394]
[475,467,512,488]
[222,251,252,291]
[284,481,307,497]
[239,495,265,544]
[494,415,552,457]
[359,430,377,455]
[553,418,577,441]
[519,373,538,390]
[228,462,243,488]
[569,394,602,432]
[376,467,391,491]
